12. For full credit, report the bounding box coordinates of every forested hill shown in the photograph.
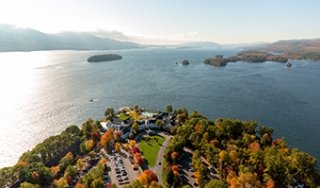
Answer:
[254,39,320,60]
[0,24,141,52]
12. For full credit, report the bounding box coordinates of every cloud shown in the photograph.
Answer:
[174,32,198,39]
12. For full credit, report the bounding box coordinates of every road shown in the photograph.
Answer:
[152,133,172,185]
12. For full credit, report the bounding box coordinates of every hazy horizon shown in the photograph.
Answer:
[1,0,320,45]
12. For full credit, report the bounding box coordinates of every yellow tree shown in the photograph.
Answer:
[194,170,204,186]
[128,140,136,148]
[115,142,121,153]
[53,177,68,188]
[129,110,141,121]
[85,139,94,151]
[76,158,85,170]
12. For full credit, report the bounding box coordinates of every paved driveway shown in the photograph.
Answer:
[152,133,172,184]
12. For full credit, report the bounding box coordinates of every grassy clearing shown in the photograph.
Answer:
[139,135,165,167]
[119,113,129,121]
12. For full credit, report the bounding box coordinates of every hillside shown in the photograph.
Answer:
[254,39,320,60]
[0,24,141,52]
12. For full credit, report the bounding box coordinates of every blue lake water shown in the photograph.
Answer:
[0,48,319,168]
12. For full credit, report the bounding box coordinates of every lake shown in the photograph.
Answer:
[0,48,319,168]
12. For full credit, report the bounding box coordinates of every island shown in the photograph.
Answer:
[204,51,288,67]
[87,54,122,62]
[286,62,292,68]
[181,60,190,65]
[1,105,319,188]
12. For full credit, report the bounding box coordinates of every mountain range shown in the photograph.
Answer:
[1,24,320,54]
[0,24,140,52]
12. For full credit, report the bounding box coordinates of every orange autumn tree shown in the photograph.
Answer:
[171,165,179,176]
[51,165,60,177]
[171,151,179,161]
[266,178,275,188]
[100,129,114,147]
[138,169,158,186]
[74,183,86,188]
[134,152,144,166]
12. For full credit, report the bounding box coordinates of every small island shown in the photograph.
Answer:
[87,54,122,62]
[204,51,288,67]
[181,60,190,65]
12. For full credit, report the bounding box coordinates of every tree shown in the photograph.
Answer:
[65,125,81,136]
[165,105,173,113]
[20,182,40,188]
[138,170,158,186]
[19,162,53,186]
[125,180,144,188]
[133,105,140,113]
[204,179,228,188]
[266,179,275,188]
[132,146,141,154]
[132,122,139,133]
[149,181,162,188]
[91,178,104,188]
[59,152,73,172]
[64,165,77,179]
[134,153,144,166]
[165,169,174,186]
[129,110,140,121]
[74,183,86,188]
[128,140,136,148]
[104,107,115,120]
[100,130,114,147]
[156,119,165,128]
[259,126,273,137]
[171,151,179,162]
[85,139,94,152]
[171,165,179,176]
[53,177,68,188]
[82,120,95,139]
[115,142,121,153]
[51,165,60,178]
[76,158,85,170]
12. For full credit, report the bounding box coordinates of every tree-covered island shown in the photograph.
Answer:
[87,54,122,63]
[0,105,319,188]
[204,51,288,67]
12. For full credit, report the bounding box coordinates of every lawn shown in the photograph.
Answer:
[139,135,165,167]
[119,113,130,121]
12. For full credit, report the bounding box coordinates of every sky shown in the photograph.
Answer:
[0,0,320,44]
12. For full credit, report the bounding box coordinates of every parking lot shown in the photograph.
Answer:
[107,151,139,187]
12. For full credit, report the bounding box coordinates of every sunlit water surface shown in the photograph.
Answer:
[0,48,319,168]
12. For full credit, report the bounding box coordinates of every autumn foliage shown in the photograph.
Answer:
[138,169,158,186]
[100,129,114,147]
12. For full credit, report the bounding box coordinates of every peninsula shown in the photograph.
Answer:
[1,105,319,188]
[87,54,122,62]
